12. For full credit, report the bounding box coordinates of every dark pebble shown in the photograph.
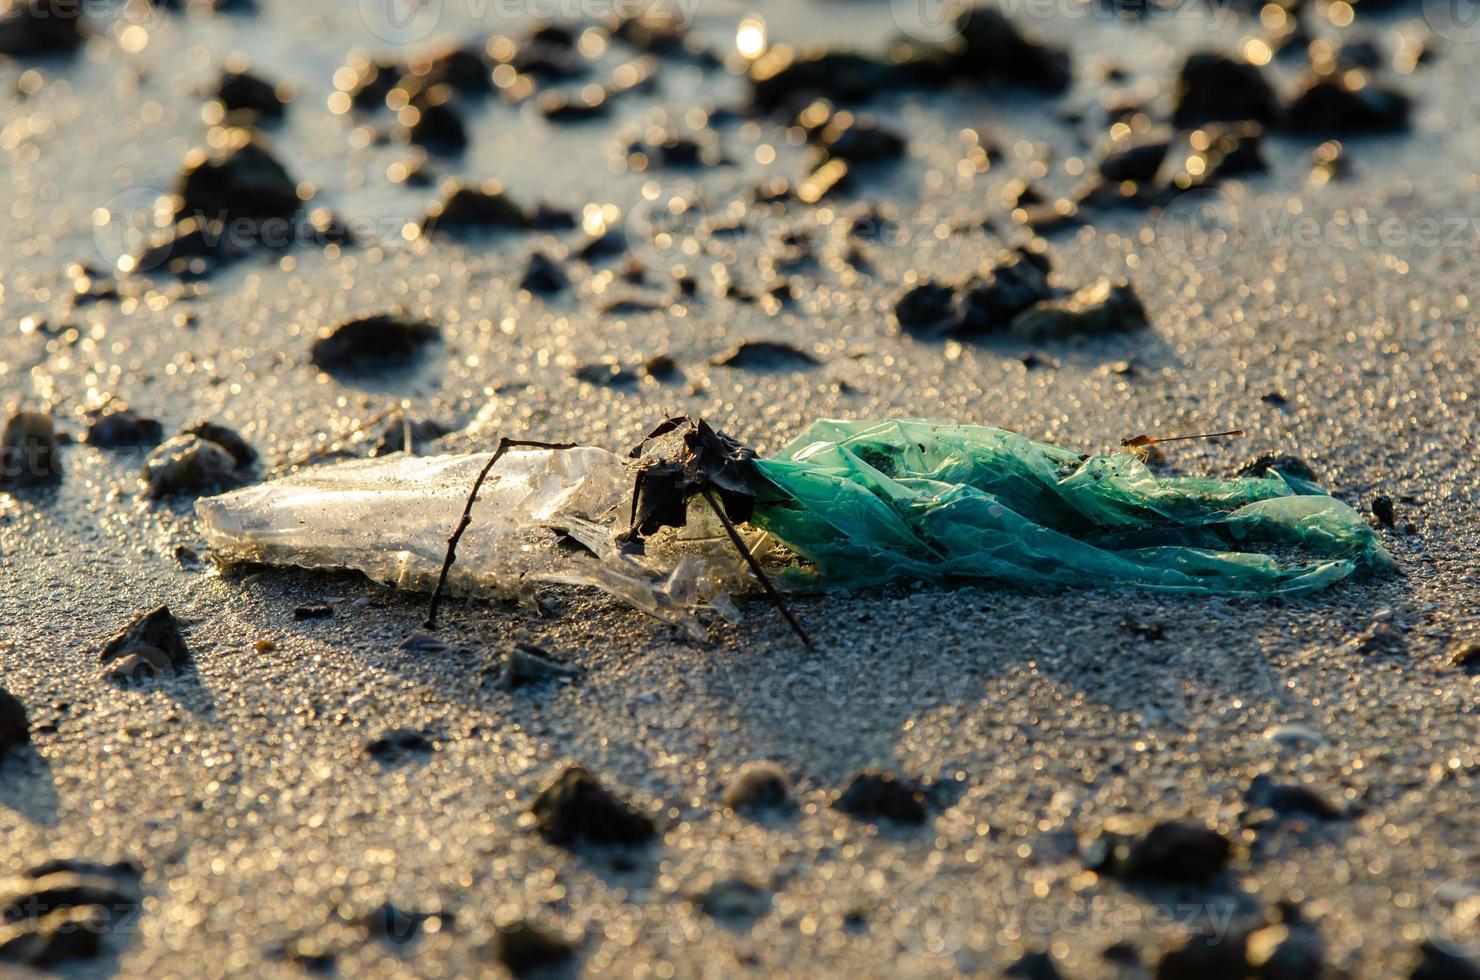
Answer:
[420,181,531,236]
[0,907,107,967]
[1450,639,1480,673]
[485,643,580,692]
[1009,278,1148,340]
[406,42,492,95]
[175,130,302,225]
[1173,51,1278,127]
[1153,928,1249,979]
[833,771,928,825]
[1,411,61,484]
[710,341,819,370]
[216,67,287,119]
[0,0,90,57]
[360,902,440,946]
[0,688,29,761]
[577,228,628,261]
[310,315,439,372]
[99,605,190,677]
[643,354,679,380]
[722,761,791,811]
[1087,819,1233,883]
[574,360,640,387]
[142,435,241,498]
[948,6,1072,91]
[895,281,961,335]
[1410,940,1480,980]
[293,603,333,621]
[488,920,575,978]
[693,878,771,921]
[1246,774,1344,820]
[1098,137,1170,185]
[1005,949,1064,979]
[365,729,433,762]
[530,765,656,847]
[1284,75,1410,134]
[85,411,164,449]
[1372,495,1396,527]
[184,421,256,467]
[402,86,468,153]
[957,248,1057,334]
[520,253,565,296]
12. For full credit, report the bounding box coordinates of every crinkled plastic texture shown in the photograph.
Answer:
[195,449,743,636]
[748,419,1394,597]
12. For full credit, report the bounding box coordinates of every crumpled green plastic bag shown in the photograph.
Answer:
[748,419,1393,597]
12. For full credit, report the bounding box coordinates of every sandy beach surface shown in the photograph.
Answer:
[1,0,1477,976]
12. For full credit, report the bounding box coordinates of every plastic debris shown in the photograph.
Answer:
[747,420,1393,597]
[197,418,1392,634]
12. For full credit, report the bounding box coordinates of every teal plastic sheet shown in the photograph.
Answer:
[749,419,1393,597]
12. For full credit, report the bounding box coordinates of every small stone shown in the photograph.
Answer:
[519,251,568,294]
[574,360,640,387]
[1343,621,1406,657]
[1246,921,1325,980]
[1009,278,1148,340]
[85,411,164,449]
[1,411,61,484]
[0,907,107,967]
[104,647,176,683]
[530,765,656,847]
[310,315,439,373]
[360,902,438,946]
[955,248,1056,334]
[399,631,447,653]
[0,688,29,761]
[1246,775,1344,821]
[1284,75,1410,134]
[142,434,239,498]
[949,6,1072,92]
[365,729,433,762]
[1087,819,1233,884]
[0,0,91,58]
[833,771,928,825]
[722,761,791,811]
[99,606,190,672]
[642,354,678,380]
[1153,928,1249,979]
[488,920,574,978]
[894,281,960,335]
[710,341,819,370]
[420,180,530,237]
[216,67,287,119]
[1098,137,1171,184]
[1372,495,1396,527]
[361,413,449,456]
[403,87,467,152]
[182,421,257,468]
[486,643,580,692]
[692,878,771,921]
[175,129,302,225]
[1410,941,1480,980]
[1450,639,1480,673]
[1173,51,1277,127]
[1005,949,1064,979]
[293,603,333,621]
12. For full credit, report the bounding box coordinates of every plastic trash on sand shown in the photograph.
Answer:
[195,448,747,636]
[197,418,1393,633]
[747,419,1394,597]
